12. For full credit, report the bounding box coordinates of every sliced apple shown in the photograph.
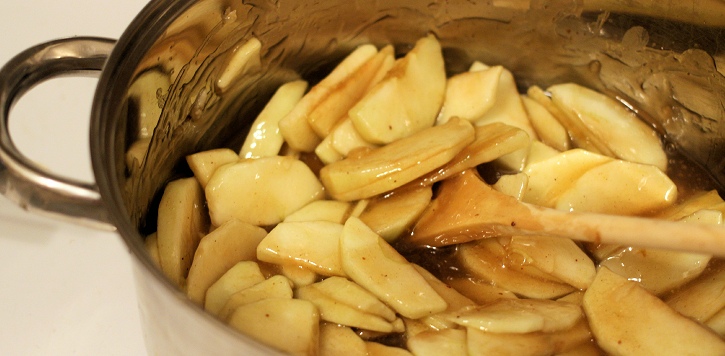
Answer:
[492,173,528,201]
[437,66,502,124]
[278,263,318,287]
[307,45,395,137]
[186,219,267,304]
[421,122,530,185]
[319,323,368,356]
[458,239,575,299]
[655,189,725,220]
[206,155,324,226]
[312,276,397,322]
[466,319,594,355]
[507,235,596,290]
[359,186,433,242]
[446,277,519,305]
[330,117,378,158]
[340,217,448,319]
[556,159,677,215]
[527,85,612,156]
[284,200,352,224]
[314,133,344,164]
[297,283,399,332]
[548,83,668,171]
[204,261,266,315]
[521,95,570,151]
[257,221,345,277]
[523,148,613,208]
[447,299,582,334]
[279,44,378,152]
[227,298,320,356]
[350,35,446,144]
[157,177,209,289]
[583,267,725,355]
[186,148,239,188]
[217,275,294,321]
[407,328,468,356]
[665,262,725,321]
[321,117,475,201]
[599,246,711,295]
[240,80,308,159]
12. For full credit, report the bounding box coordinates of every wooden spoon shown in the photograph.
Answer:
[409,169,725,257]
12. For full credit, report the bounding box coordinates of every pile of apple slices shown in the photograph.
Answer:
[143,35,725,355]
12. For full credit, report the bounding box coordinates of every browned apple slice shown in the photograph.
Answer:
[457,239,575,299]
[320,117,474,201]
[583,267,725,355]
[359,186,433,242]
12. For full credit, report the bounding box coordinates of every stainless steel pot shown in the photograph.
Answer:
[1,0,724,354]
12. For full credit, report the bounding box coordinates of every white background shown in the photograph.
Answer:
[0,1,151,355]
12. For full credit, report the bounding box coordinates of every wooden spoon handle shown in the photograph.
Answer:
[525,204,725,257]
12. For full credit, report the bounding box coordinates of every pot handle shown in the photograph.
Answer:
[0,37,116,230]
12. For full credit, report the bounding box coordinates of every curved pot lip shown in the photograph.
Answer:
[88,0,277,351]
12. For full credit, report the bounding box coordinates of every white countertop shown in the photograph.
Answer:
[0,1,151,355]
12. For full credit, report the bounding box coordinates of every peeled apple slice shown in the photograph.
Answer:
[240,80,308,159]
[523,148,613,208]
[311,276,397,322]
[666,263,725,322]
[227,298,320,356]
[340,217,448,319]
[217,275,294,321]
[283,200,352,224]
[583,267,725,355]
[437,65,502,124]
[406,328,468,356]
[521,94,570,151]
[508,235,596,290]
[598,246,711,295]
[350,34,446,144]
[186,148,239,188]
[548,83,668,171]
[279,44,378,151]
[157,177,209,288]
[307,45,394,137]
[555,159,677,215]
[358,186,433,242]
[256,221,346,277]
[457,239,575,299]
[466,320,594,356]
[448,299,582,334]
[186,219,268,304]
[421,122,530,185]
[204,261,266,315]
[296,283,400,332]
[446,278,519,305]
[206,155,324,226]
[319,323,368,356]
[320,117,474,201]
